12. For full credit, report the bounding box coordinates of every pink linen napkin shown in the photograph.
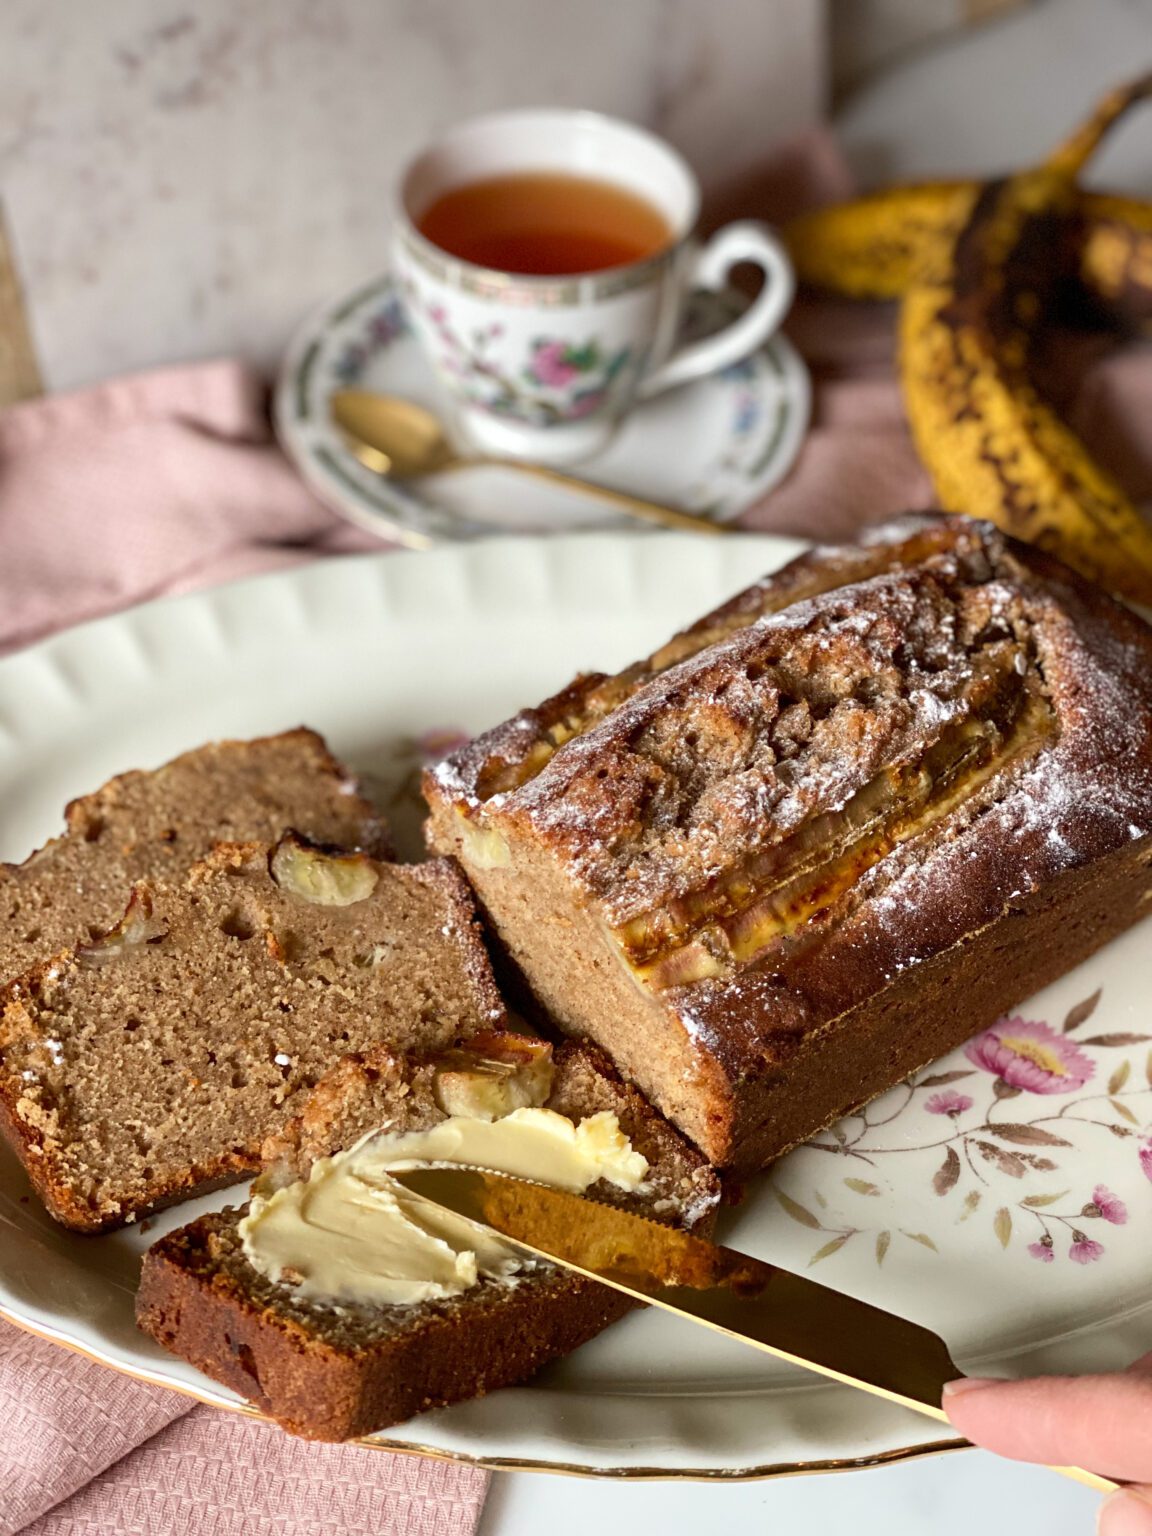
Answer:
[0,1325,482,1536]
[2,125,1150,1534]
[0,361,382,656]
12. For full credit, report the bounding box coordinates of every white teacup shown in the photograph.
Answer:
[392,108,795,465]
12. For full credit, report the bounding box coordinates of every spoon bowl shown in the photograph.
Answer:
[331,391,458,478]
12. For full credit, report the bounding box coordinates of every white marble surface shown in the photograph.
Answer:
[0,0,824,391]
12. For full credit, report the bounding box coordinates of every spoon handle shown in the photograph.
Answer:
[475,457,733,536]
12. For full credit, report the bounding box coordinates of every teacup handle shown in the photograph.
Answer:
[637,221,796,400]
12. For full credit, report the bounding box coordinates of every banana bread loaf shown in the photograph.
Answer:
[0,836,505,1231]
[425,515,1152,1170]
[0,728,390,987]
[136,1035,720,1441]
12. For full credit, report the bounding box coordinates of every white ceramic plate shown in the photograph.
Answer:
[274,274,810,547]
[1,535,1150,1480]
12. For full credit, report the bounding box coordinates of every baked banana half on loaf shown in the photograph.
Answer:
[137,1033,720,1441]
[425,514,1152,1172]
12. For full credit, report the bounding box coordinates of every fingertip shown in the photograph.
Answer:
[1098,1491,1152,1536]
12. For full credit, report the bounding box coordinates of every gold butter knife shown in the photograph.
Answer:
[391,1166,1117,1494]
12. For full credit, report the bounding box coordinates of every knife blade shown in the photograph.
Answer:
[390,1165,1117,1494]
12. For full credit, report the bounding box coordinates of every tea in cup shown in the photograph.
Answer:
[392,108,795,465]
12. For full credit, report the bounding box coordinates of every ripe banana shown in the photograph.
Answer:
[787,184,1152,331]
[899,74,1152,605]
[785,181,976,297]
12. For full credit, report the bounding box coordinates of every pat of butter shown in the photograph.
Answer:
[238,1107,648,1308]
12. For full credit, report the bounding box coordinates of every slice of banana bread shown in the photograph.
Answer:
[425,515,1152,1171]
[0,836,506,1232]
[136,1036,720,1441]
[0,728,390,987]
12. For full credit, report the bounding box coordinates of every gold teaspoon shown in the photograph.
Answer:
[329,390,732,536]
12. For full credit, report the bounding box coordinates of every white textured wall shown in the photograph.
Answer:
[0,0,825,390]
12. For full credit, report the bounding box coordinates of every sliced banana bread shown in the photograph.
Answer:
[136,1036,720,1441]
[0,728,390,987]
[0,836,506,1232]
[425,515,1152,1171]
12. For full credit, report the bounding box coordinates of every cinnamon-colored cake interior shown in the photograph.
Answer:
[0,728,389,987]
[0,840,504,1231]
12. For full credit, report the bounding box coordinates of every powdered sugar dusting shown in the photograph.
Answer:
[502,557,1055,927]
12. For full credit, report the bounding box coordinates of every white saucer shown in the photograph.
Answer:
[275,273,810,546]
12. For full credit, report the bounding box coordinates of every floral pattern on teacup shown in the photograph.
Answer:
[403,281,636,426]
[771,986,1152,1270]
[521,336,633,420]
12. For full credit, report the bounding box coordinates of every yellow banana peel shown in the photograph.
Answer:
[898,73,1152,605]
[787,186,1152,331]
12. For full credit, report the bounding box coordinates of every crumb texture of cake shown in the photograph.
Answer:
[136,1038,719,1440]
[0,728,390,987]
[426,515,1152,1169]
[0,837,505,1232]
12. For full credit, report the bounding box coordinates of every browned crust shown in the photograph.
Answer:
[724,833,1152,1173]
[258,1035,721,1218]
[425,514,1152,1168]
[426,514,994,811]
[137,1226,635,1441]
[0,1114,261,1231]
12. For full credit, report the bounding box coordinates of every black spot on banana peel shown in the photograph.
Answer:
[786,186,1152,334]
[899,73,1152,607]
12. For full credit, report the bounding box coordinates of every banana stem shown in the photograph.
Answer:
[1047,71,1152,179]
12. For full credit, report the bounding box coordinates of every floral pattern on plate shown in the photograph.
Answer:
[772,986,1152,1270]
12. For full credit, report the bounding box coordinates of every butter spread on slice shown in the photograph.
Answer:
[238,1107,648,1308]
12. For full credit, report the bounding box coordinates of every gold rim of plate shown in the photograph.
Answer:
[0,1301,968,1481]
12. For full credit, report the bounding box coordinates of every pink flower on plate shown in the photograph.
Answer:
[530,340,580,388]
[925,1089,974,1117]
[1140,1139,1152,1183]
[1028,1239,1055,1263]
[964,1016,1094,1095]
[1069,1236,1105,1265]
[1085,1185,1128,1225]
